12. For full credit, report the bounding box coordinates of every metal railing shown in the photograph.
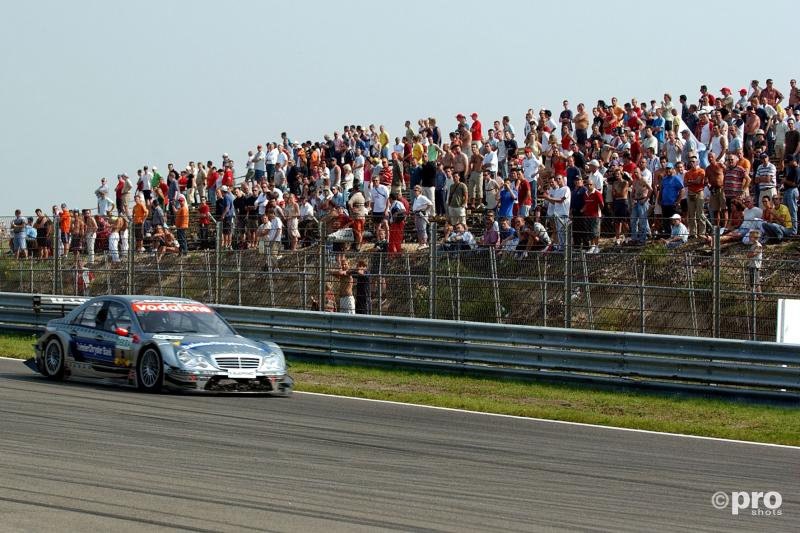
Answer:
[0,292,798,399]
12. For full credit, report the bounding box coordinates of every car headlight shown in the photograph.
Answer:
[176,350,212,370]
[259,350,286,372]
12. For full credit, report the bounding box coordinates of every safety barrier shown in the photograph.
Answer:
[1,291,798,399]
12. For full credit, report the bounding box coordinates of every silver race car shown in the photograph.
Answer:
[32,295,293,395]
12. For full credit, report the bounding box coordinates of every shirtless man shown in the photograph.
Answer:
[334,255,356,314]
[611,170,630,245]
[705,151,726,228]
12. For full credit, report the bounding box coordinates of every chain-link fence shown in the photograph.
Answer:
[1,212,797,341]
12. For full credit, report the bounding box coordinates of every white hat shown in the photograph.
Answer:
[223,153,229,158]
[670,213,682,220]
[588,159,600,167]
[221,185,229,192]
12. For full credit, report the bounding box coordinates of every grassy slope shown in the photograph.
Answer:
[2,333,797,445]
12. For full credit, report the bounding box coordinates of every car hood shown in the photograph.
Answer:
[164,335,271,357]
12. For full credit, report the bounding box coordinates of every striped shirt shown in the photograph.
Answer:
[723,166,747,199]
[755,163,777,191]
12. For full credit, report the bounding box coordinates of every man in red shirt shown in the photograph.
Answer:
[515,170,532,217]
[197,196,211,247]
[470,113,482,146]
[582,178,604,254]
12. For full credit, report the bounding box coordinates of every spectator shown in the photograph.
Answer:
[412,185,433,247]
[175,195,189,254]
[334,256,355,314]
[663,213,689,249]
[220,185,235,249]
[760,195,793,242]
[33,208,52,259]
[95,178,112,215]
[683,154,707,239]
[444,222,476,251]
[387,192,407,256]
[582,177,604,254]
[11,209,27,259]
[132,194,148,252]
[754,152,777,204]
[84,210,97,263]
[447,172,469,226]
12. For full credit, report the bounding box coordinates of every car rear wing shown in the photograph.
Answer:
[33,295,89,319]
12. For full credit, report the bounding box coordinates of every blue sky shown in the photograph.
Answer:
[1,0,795,215]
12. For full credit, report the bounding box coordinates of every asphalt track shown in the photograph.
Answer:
[0,358,797,532]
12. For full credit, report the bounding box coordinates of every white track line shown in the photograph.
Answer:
[2,357,796,449]
[294,391,800,450]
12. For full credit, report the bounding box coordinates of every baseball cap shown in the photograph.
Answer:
[739,89,747,95]
[666,163,675,169]
[670,213,682,220]
[759,152,769,158]
[588,159,600,167]
[471,112,478,119]
[221,185,229,192]
[178,195,186,203]
[456,113,465,119]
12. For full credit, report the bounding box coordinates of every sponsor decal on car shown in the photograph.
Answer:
[153,334,185,340]
[132,302,213,314]
[75,341,115,363]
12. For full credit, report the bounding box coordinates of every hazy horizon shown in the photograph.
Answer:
[2,0,796,215]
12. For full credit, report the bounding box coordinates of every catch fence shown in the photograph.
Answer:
[0,214,796,341]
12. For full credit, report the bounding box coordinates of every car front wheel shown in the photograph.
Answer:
[43,338,65,380]
[136,348,163,393]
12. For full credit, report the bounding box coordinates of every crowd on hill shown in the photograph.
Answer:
[9,78,799,291]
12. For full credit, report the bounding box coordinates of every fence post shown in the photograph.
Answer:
[564,220,572,329]
[127,223,134,294]
[215,221,222,304]
[405,254,415,318]
[637,260,646,333]
[179,256,185,299]
[318,222,326,309]
[237,251,242,306]
[712,225,721,338]
[428,222,437,319]
[489,247,502,324]
[53,218,60,294]
[302,252,308,310]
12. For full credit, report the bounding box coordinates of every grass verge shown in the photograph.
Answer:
[2,332,797,446]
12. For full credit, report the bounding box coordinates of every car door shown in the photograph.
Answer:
[99,301,136,375]
[66,300,105,375]
[70,300,121,377]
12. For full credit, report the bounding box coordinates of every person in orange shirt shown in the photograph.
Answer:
[683,155,708,238]
[58,203,71,256]
[174,195,189,254]
[735,147,752,177]
[132,194,149,252]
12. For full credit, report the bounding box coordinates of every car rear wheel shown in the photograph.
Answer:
[43,338,65,380]
[136,348,163,393]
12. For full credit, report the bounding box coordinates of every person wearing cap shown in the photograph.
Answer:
[754,151,777,204]
[663,213,689,249]
[220,184,234,249]
[719,88,734,111]
[174,195,189,254]
[658,163,684,236]
[470,113,482,146]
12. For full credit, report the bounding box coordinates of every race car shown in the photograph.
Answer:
[32,295,293,395]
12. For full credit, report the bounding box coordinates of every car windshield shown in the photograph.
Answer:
[131,301,234,335]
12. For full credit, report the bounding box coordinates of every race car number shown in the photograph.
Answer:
[227,369,256,379]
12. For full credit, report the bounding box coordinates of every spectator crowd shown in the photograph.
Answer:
[9,77,800,302]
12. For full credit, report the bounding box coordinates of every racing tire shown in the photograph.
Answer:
[42,338,65,380]
[136,347,163,393]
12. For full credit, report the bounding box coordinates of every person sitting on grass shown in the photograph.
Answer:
[663,213,688,249]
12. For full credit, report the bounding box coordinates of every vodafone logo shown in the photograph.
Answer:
[132,302,212,314]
